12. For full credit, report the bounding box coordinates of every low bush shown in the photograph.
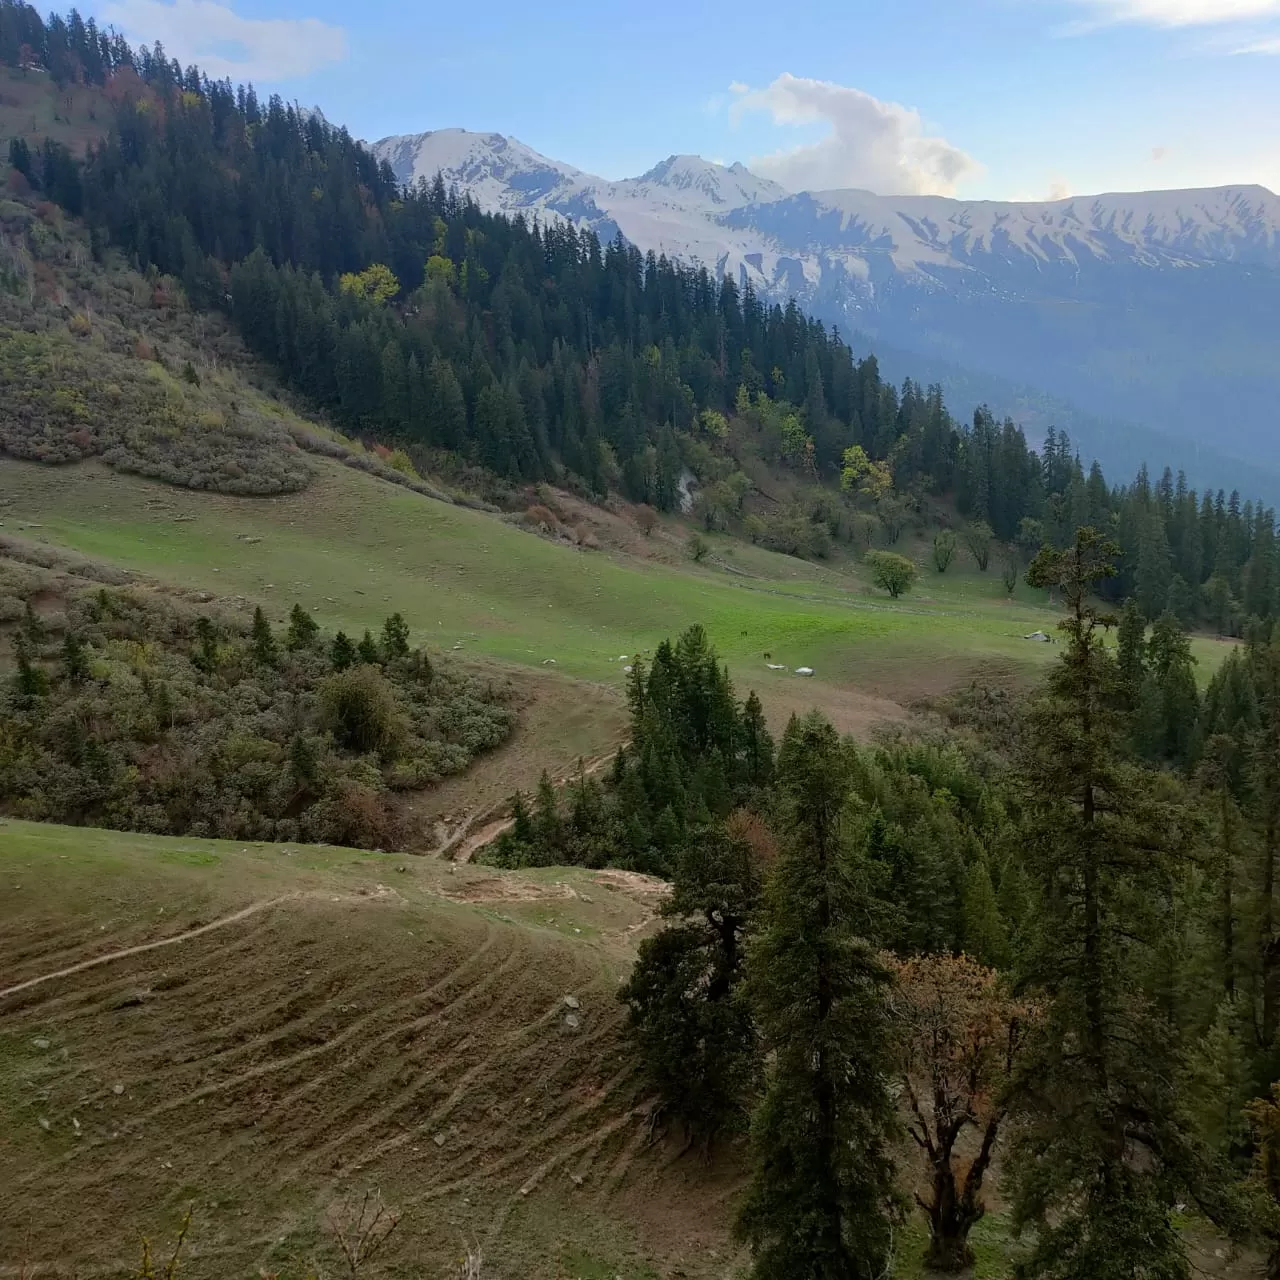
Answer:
[0,588,515,848]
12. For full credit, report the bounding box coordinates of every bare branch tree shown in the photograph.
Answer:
[326,1189,403,1278]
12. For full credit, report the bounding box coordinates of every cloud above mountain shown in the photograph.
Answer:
[101,0,347,80]
[728,74,979,197]
[1051,0,1280,24]
[1048,0,1280,49]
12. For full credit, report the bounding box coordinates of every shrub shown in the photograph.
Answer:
[318,665,403,757]
[523,504,560,534]
[932,530,957,573]
[963,521,994,572]
[688,532,710,562]
[867,550,917,598]
[0,587,514,849]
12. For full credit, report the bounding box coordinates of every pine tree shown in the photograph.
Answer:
[1252,638,1280,1050]
[738,690,775,790]
[61,630,89,684]
[1197,735,1242,1002]
[962,857,1010,969]
[286,604,319,651]
[736,712,900,1280]
[1116,598,1146,706]
[13,633,48,700]
[619,821,760,1150]
[356,630,380,665]
[1144,612,1201,768]
[330,631,357,671]
[250,606,278,667]
[193,616,218,673]
[1013,528,1239,1279]
[532,771,563,858]
[380,612,411,660]
[289,732,319,790]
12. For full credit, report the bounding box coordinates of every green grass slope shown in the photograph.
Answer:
[0,453,1231,719]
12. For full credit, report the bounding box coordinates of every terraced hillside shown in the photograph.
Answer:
[0,820,744,1278]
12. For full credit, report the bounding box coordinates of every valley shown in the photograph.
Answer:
[1,14,1278,1280]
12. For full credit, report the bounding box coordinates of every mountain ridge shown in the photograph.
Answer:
[372,128,1280,489]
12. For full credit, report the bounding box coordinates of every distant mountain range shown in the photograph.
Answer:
[372,128,1280,497]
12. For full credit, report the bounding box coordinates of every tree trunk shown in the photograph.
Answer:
[1263,802,1277,1048]
[1222,791,1236,1002]
[925,1229,977,1273]
[923,1164,979,1272]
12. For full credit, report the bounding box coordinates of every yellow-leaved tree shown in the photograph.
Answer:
[338,263,400,305]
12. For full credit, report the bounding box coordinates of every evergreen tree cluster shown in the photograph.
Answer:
[602,545,1280,1278]
[491,624,775,875]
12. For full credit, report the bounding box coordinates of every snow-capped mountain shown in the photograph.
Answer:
[373,128,1280,486]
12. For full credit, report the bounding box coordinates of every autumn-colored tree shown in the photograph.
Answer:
[1246,1085,1280,1278]
[893,954,1033,1271]
[338,263,400,305]
[932,530,957,573]
[840,443,892,503]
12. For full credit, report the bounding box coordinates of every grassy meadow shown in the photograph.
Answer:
[0,454,1140,701]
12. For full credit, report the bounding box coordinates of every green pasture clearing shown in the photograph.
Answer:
[0,457,1229,706]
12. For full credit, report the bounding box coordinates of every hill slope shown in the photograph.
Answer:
[0,819,729,1278]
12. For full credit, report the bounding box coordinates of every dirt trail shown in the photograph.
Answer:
[0,897,288,1001]
[448,750,622,864]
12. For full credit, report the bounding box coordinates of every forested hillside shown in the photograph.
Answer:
[2,0,1278,637]
[6,5,1280,1279]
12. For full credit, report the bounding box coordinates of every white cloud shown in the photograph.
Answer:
[730,73,979,196]
[101,0,347,80]
[1050,0,1280,28]
[1233,33,1280,50]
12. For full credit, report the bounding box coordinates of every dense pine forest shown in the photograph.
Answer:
[2,0,1279,637]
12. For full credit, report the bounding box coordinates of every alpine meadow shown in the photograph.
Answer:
[2,4,1280,1278]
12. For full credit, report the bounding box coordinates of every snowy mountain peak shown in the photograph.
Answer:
[373,128,586,205]
[630,154,785,208]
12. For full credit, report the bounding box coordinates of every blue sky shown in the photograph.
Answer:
[89,0,1280,199]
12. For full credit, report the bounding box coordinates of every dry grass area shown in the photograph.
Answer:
[400,664,629,854]
[0,820,737,1279]
[0,67,109,157]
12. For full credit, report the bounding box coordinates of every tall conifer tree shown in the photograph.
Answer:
[736,712,900,1280]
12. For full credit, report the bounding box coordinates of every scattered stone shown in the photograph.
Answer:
[31,1037,50,1050]
[433,1132,446,1147]
[38,1117,50,1131]
[112,1084,125,1096]
[562,995,580,1010]
[563,1012,581,1031]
